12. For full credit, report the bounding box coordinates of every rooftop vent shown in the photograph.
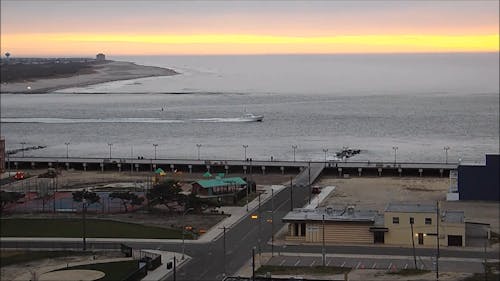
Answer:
[347,205,355,215]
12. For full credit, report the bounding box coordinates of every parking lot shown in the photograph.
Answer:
[266,254,486,273]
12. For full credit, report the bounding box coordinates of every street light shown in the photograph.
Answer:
[153,144,158,160]
[322,148,328,163]
[82,197,87,251]
[64,142,70,158]
[443,146,450,164]
[292,145,297,162]
[181,207,194,260]
[196,144,202,160]
[107,143,113,159]
[243,145,248,160]
[392,146,398,164]
[20,142,26,158]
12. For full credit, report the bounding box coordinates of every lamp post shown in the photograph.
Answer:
[107,143,113,159]
[20,142,26,157]
[196,144,202,160]
[292,145,297,162]
[82,197,87,251]
[270,187,275,257]
[64,142,70,158]
[182,207,194,260]
[243,145,248,160]
[322,148,328,163]
[392,146,398,164]
[443,146,450,164]
[153,144,158,160]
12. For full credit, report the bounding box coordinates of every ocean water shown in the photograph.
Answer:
[1,54,498,162]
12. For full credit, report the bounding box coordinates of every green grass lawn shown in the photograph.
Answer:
[255,265,351,276]
[56,260,139,281]
[0,250,91,267]
[0,218,193,239]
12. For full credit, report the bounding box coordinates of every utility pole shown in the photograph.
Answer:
[173,255,176,281]
[290,176,293,211]
[252,247,256,281]
[410,219,417,269]
[258,192,262,259]
[436,200,440,281]
[82,198,87,251]
[182,208,194,260]
[322,214,326,266]
[223,226,227,276]
[308,161,311,204]
[484,241,488,281]
[271,187,274,257]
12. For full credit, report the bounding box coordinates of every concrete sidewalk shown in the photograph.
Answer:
[141,250,189,281]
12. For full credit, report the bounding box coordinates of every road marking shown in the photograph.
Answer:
[310,260,315,266]
[279,260,285,266]
[388,263,392,270]
[372,262,377,269]
[294,259,301,266]
[326,259,332,266]
[341,261,346,268]
[356,261,361,269]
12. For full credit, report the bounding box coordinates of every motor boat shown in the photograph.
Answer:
[239,113,263,122]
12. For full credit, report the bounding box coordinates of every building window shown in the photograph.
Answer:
[425,218,432,225]
[300,223,306,237]
[410,217,414,224]
[392,217,399,224]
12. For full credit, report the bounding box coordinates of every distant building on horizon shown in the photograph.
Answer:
[96,53,106,61]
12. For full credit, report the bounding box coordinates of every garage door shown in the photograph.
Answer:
[448,235,463,246]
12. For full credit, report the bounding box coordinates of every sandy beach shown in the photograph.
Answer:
[0,61,178,94]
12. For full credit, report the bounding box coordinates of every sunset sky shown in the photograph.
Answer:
[1,0,498,56]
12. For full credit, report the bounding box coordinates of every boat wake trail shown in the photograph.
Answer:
[1,117,262,124]
[0,117,185,124]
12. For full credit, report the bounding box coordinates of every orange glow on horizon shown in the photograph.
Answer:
[1,33,498,56]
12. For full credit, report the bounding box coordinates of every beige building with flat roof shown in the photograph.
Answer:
[283,203,466,247]
[384,203,465,247]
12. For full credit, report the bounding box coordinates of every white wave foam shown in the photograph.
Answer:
[1,117,184,124]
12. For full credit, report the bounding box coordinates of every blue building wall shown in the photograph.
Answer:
[458,154,499,201]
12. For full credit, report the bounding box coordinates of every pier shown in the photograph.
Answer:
[4,156,458,181]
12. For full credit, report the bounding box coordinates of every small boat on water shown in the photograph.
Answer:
[239,113,263,122]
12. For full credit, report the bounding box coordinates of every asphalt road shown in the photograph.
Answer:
[175,183,311,281]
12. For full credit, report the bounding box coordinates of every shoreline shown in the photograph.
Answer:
[0,60,179,94]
